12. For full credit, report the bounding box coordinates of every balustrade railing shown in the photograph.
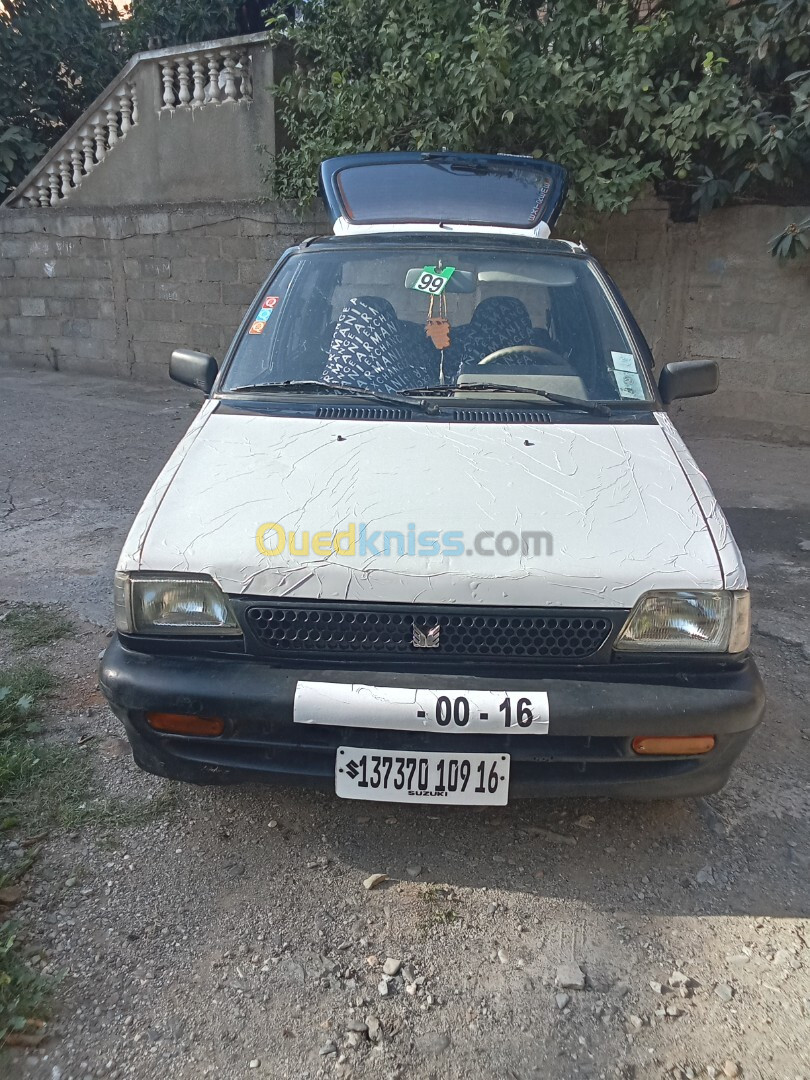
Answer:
[159,45,253,109]
[3,32,266,209]
[19,82,138,208]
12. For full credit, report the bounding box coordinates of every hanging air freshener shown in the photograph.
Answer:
[426,316,451,350]
[424,275,452,385]
[425,290,452,349]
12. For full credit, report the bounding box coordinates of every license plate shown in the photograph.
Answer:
[335,747,510,805]
[295,683,549,735]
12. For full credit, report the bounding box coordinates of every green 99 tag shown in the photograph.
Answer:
[411,265,456,296]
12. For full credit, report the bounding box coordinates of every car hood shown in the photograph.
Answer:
[120,408,728,608]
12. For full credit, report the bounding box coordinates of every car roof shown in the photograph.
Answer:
[295,231,588,258]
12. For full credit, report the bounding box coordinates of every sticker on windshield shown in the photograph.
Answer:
[262,296,280,309]
[409,266,456,296]
[614,370,645,399]
[611,351,637,372]
[248,320,266,335]
[255,308,272,323]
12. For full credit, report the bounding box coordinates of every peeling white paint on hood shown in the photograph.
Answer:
[120,398,218,569]
[120,411,727,608]
[656,412,747,591]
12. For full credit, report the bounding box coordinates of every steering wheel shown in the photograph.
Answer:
[478,344,564,367]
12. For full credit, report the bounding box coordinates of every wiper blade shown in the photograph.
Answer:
[403,383,611,416]
[226,380,429,412]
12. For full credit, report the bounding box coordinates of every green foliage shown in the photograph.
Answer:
[268,0,810,224]
[0,0,122,198]
[0,919,50,1045]
[769,214,810,259]
[0,665,55,733]
[0,659,173,832]
[0,125,44,193]
[0,664,87,830]
[0,665,56,795]
[0,650,173,1046]
[124,0,242,52]
[0,665,52,1046]
[694,0,810,213]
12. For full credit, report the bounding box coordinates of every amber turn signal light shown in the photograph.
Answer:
[147,712,224,737]
[632,735,715,756]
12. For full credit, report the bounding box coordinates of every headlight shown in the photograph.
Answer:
[614,590,750,653]
[114,572,241,636]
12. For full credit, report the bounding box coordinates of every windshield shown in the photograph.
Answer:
[221,244,654,406]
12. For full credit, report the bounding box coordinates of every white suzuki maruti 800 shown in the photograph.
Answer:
[101,152,764,802]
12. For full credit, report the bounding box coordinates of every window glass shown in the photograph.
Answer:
[336,161,555,227]
[223,246,653,404]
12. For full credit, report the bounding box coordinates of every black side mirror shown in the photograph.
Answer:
[170,348,218,394]
[658,360,718,404]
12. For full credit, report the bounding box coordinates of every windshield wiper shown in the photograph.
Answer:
[403,383,612,417]
[226,380,429,412]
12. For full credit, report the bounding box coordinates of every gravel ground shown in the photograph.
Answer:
[1,370,809,1080]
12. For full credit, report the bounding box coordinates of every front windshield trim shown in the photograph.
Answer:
[214,384,654,418]
[585,259,658,402]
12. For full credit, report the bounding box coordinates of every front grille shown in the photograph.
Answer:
[241,602,615,664]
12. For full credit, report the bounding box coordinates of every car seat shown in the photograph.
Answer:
[322,296,433,395]
[455,296,535,376]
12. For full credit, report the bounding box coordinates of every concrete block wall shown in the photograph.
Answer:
[0,197,808,441]
[0,203,325,379]
[582,200,810,444]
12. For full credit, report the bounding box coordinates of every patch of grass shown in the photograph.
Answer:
[3,740,176,833]
[5,744,94,831]
[0,665,57,799]
[0,652,174,1050]
[0,665,55,729]
[1,606,74,651]
[0,921,50,1046]
[42,777,177,833]
[1,663,177,833]
[0,665,55,1046]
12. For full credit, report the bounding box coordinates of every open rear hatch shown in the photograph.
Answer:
[319,152,568,239]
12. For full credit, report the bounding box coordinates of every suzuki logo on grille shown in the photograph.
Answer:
[412,622,441,649]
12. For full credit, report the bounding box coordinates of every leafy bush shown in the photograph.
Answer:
[769,214,810,258]
[0,125,44,193]
[0,0,122,197]
[123,0,242,52]
[268,0,810,221]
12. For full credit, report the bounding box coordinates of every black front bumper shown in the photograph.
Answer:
[99,638,765,800]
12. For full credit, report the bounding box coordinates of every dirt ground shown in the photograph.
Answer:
[1,370,808,1080]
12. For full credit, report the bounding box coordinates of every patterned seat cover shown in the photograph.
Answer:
[322,297,432,394]
[456,296,534,374]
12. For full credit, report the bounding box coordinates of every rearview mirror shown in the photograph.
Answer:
[658,360,718,404]
[404,267,476,293]
[170,348,218,394]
